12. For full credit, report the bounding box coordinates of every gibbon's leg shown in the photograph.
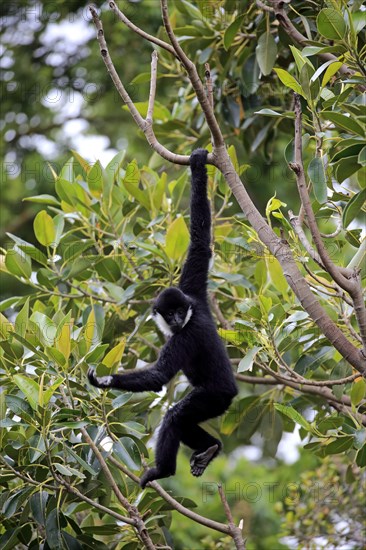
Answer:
[140,388,233,487]
[140,407,181,488]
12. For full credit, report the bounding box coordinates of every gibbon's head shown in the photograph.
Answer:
[152,287,193,336]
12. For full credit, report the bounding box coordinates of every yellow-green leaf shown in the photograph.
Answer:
[33,210,56,247]
[0,312,14,339]
[322,61,343,87]
[273,68,304,96]
[165,216,190,260]
[103,340,126,369]
[267,258,288,296]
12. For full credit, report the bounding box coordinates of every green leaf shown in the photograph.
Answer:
[30,492,48,526]
[274,404,311,431]
[13,374,40,410]
[350,378,366,407]
[23,194,60,206]
[71,150,91,175]
[30,312,57,347]
[54,463,85,478]
[256,32,277,76]
[321,111,365,136]
[123,160,149,209]
[5,394,33,420]
[358,146,366,167]
[45,508,63,550]
[113,437,141,470]
[356,443,366,467]
[223,14,245,50]
[238,346,261,372]
[273,68,303,96]
[6,234,48,266]
[165,216,190,260]
[342,189,366,227]
[241,54,260,97]
[323,436,354,455]
[43,377,64,404]
[15,297,29,338]
[317,8,347,40]
[95,258,121,282]
[308,156,327,204]
[33,210,56,247]
[289,45,314,73]
[84,304,105,350]
[87,160,103,197]
[5,249,32,279]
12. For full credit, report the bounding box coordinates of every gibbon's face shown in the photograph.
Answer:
[152,288,193,336]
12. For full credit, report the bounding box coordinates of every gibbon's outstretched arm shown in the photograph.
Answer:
[179,148,211,297]
[88,338,185,392]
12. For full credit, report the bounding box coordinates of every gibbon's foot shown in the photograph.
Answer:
[190,444,220,477]
[140,467,174,488]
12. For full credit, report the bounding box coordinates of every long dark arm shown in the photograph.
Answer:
[88,338,186,392]
[179,148,211,296]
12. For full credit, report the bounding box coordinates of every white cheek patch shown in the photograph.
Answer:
[153,312,173,336]
[182,306,193,327]
[97,375,113,386]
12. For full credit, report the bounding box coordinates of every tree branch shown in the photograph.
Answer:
[109,1,176,57]
[108,456,232,536]
[147,51,158,124]
[160,0,224,148]
[89,6,189,165]
[291,95,366,354]
[80,427,156,549]
[218,484,246,550]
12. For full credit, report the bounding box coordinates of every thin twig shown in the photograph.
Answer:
[147,51,158,124]
[109,1,176,57]
[218,484,246,550]
[205,63,214,110]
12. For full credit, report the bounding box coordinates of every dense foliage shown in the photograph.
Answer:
[1,0,365,548]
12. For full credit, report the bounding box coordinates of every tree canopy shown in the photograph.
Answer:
[1,1,365,549]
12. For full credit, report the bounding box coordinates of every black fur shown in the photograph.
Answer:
[88,149,238,487]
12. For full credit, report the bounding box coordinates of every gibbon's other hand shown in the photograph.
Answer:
[189,148,208,170]
[87,367,112,389]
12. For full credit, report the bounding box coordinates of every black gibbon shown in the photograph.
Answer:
[88,148,238,487]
